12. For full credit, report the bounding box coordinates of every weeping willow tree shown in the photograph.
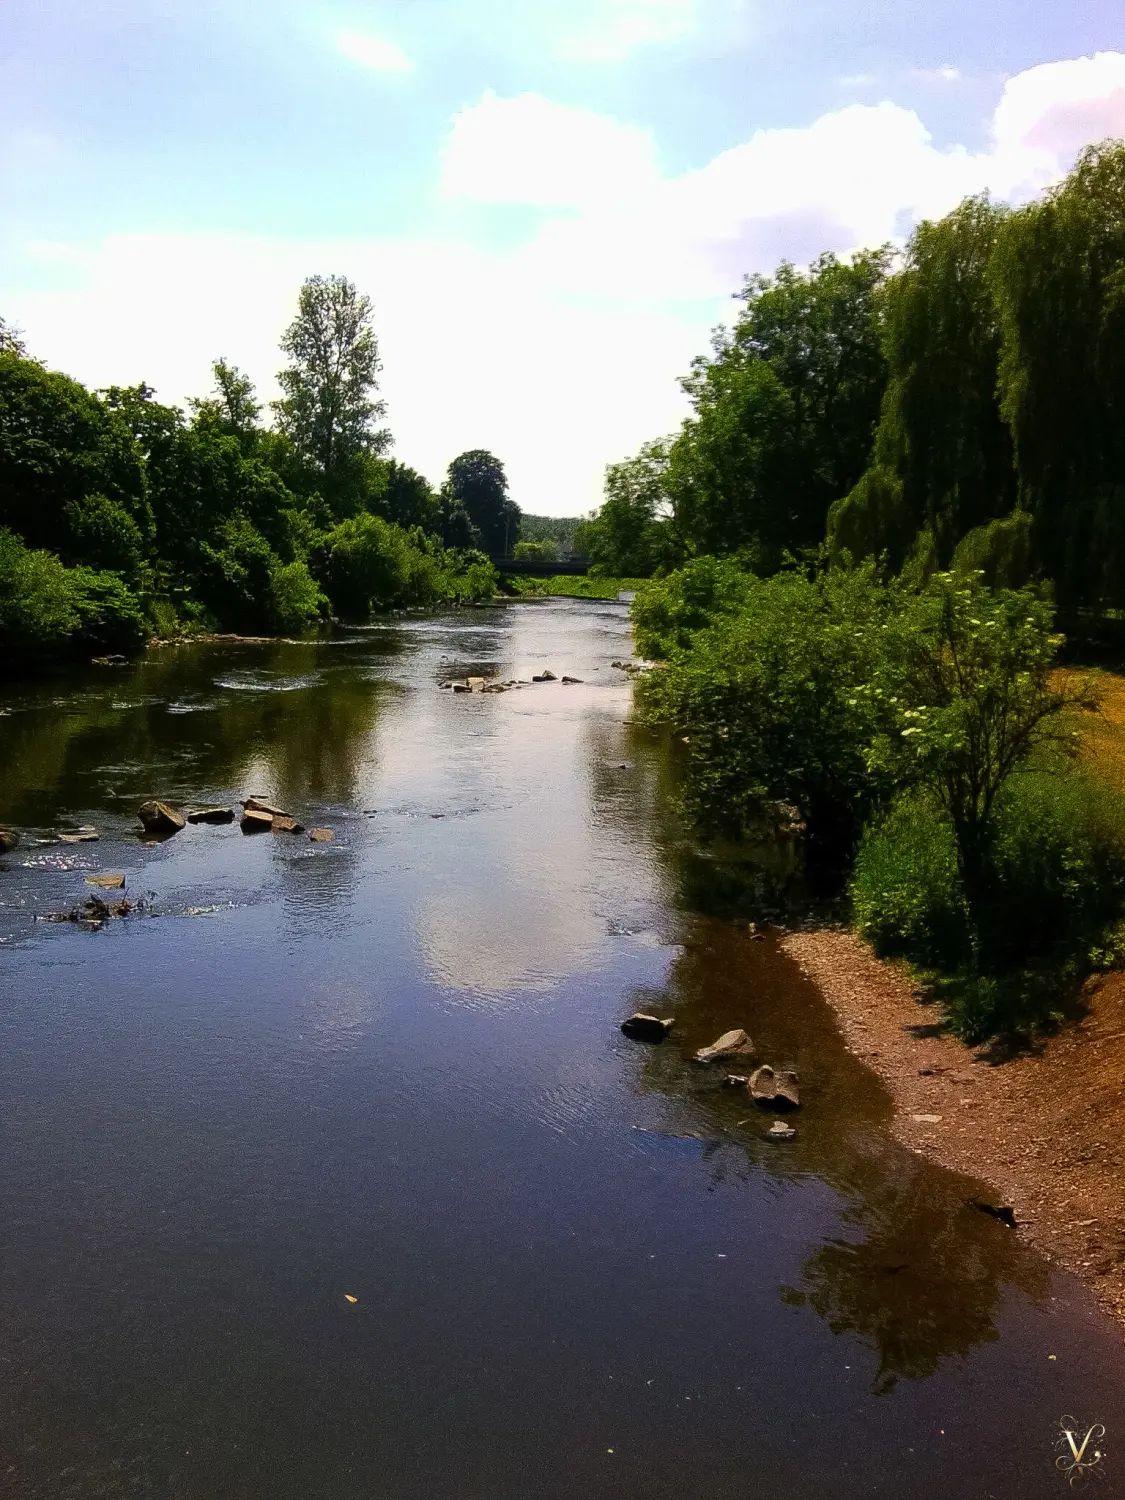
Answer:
[991,141,1125,611]
[829,194,1015,572]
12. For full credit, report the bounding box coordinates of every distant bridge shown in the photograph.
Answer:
[489,557,589,577]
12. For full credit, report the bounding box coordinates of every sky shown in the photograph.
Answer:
[2,3,1124,515]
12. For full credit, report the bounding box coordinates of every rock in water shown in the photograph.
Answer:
[749,1065,801,1110]
[240,807,273,834]
[694,1028,754,1063]
[561,675,583,684]
[85,873,126,890]
[308,827,335,843]
[620,1013,675,1042]
[0,828,20,854]
[138,801,185,836]
[452,683,471,694]
[244,796,291,819]
[270,815,304,834]
[532,670,557,682]
[766,1120,797,1141]
[187,807,235,825]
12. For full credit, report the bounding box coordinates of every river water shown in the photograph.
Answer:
[0,597,1122,1500]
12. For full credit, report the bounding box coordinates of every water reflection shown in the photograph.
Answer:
[0,642,393,827]
[622,918,1049,1394]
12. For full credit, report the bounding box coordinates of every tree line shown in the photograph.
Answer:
[0,275,520,664]
[581,140,1125,616]
[611,139,1125,1042]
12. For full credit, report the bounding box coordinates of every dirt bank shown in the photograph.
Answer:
[782,926,1125,1332]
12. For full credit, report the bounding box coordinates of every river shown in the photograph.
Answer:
[0,597,1122,1499]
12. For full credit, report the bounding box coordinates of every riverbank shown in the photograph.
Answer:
[782,924,1125,1332]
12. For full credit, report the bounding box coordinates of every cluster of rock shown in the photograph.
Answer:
[611,660,650,677]
[137,798,334,842]
[618,1012,802,1142]
[440,670,584,693]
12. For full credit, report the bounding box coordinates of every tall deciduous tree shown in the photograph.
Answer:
[443,450,519,554]
[273,275,389,512]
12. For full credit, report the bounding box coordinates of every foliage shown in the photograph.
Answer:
[576,443,676,577]
[640,563,904,850]
[877,573,1086,917]
[852,772,1125,1040]
[991,143,1125,610]
[632,554,758,658]
[513,538,557,561]
[0,526,146,665]
[503,574,644,599]
[319,513,450,617]
[188,359,263,453]
[443,450,519,554]
[838,197,1014,567]
[520,514,584,557]
[0,353,152,561]
[378,460,440,531]
[273,274,389,511]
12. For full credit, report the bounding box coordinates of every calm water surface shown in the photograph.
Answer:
[0,598,1123,1499]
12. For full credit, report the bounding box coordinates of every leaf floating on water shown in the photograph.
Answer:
[344,1294,358,1304]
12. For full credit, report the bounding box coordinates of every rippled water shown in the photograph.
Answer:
[1,598,1123,1499]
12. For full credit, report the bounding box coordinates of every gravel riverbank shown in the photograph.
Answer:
[782,925,1125,1333]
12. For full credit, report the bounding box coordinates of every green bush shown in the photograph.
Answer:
[0,527,146,664]
[851,795,970,967]
[640,562,902,849]
[851,771,1125,1040]
[632,555,757,658]
[268,558,326,634]
[322,513,442,617]
[194,517,280,633]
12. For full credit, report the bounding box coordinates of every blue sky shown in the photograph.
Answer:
[3,2,1124,512]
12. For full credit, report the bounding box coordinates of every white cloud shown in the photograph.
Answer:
[441,90,659,208]
[558,0,697,62]
[336,27,414,74]
[990,51,1125,195]
[6,52,1125,517]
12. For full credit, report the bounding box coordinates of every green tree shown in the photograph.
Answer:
[378,459,440,531]
[991,142,1125,609]
[273,275,389,512]
[0,354,151,563]
[444,450,519,554]
[883,574,1086,921]
[576,443,676,576]
[670,250,891,565]
[833,196,1014,568]
[188,359,263,453]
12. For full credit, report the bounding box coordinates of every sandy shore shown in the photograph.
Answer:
[782,926,1125,1332]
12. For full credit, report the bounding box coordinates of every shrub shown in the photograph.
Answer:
[850,795,970,968]
[640,562,903,849]
[193,517,280,633]
[851,770,1125,1040]
[322,513,440,617]
[0,527,146,664]
[268,558,325,634]
[632,554,757,658]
